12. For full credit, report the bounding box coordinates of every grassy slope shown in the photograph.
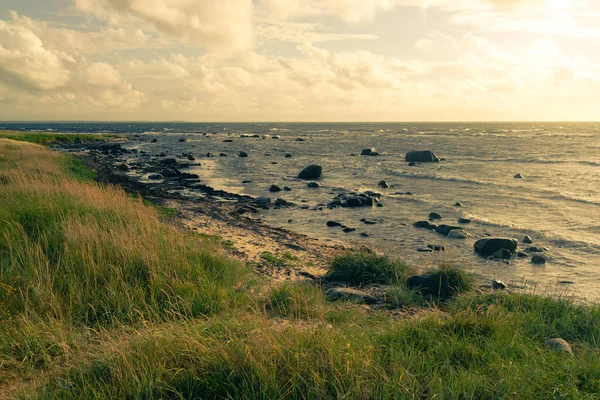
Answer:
[1,139,599,399]
[0,131,116,145]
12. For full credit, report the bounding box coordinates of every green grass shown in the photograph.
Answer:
[260,251,300,268]
[327,250,413,286]
[2,139,600,399]
[0,131,117,145]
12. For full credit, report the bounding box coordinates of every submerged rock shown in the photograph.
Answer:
[178,138,186,142]
[298,165,322,180]
[531,255,546,264]
[405,150,440,163]
[514,173,524,179]
[436,225,462,236]
[378,180,389,188]
[428,212,442,220]
[238,151,249,158]
[307,182,320,188]
[413,221,432,229]
[361,148,376,156]
[492,249,512,260]
[269,185,282,192]
[447,230,468,239]
[148,174,163,180]
[522,235,533,244]
[458,217,471,224]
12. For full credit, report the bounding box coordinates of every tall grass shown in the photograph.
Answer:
[327,250,412,285]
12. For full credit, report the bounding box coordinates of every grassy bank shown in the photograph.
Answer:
[1,139,599,399]
[0,131,117,145]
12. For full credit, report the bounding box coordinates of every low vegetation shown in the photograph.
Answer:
[0,130,116,145]
[1,138,599,399]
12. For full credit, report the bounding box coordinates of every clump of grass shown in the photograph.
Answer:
[419,264,474,300]
[327,250,412,285]
[263,284,326,320]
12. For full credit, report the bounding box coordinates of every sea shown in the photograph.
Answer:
[3,122,599,299]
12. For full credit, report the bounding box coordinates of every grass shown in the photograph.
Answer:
[260,251,300,268]
[1,138,600,399]
[326,249,412,285]
[0,130,116,145]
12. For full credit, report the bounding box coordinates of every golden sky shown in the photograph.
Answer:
[0,0,599,121]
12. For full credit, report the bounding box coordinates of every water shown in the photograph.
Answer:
[3,122,599,298]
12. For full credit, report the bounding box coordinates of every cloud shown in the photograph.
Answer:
[260,0,397,22]
[86,63,122,86]
[75,0,254,52]
[0,19,72,90]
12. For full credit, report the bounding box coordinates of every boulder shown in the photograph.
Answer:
[151,138,158,143]
[178,138,186,142]
[413,221,432,229]
[436,225,462,236]
[326,288,377,304]
[274,198,288,206]
[543,338,573,355]
[187,155,195,161]
[447,230,468,239]
[285,154,293,158]
[343,227,357,233]
[474,238,518,256]
[148,174,163,180]
[405,150,440,163]
[161,158,178,165]
[239,151,249,158]
[514,173,524,179]
[522,235,533,244]
[307,182,320,188]
[378,180,389,188]
[326,221,343,227]
[531,255,546,264]
[269,185,282,193]
[298,165,322,180]
[255,197,271,206]
[117,163,130,171]
[429,212,442,220]
[361,148,376,156]
[454,202,464,207]
[223,139,234,143]
[458,217,471,224]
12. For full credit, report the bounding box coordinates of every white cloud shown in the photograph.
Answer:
[261,0,397,22]
[0,20,72,90]
[76,0,254,52]
[86,63,122,87]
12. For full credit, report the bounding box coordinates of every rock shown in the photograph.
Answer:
[517,252,529,258]
[474,238,518,256]
[220,153,228,157]
[343,227,356,233]
[151,138,158,143]
[307,182,320,188]
[206,153,214,157]
[269,185,282,193]
[525,247,546,253]
[361,148,376,156]
[531,255,546,264]
[255,197,271,206]
[117,163,130,171]
[285,154,293,158]
[223,139,234,142]
[428,212,442,220]
[408,162,417,166]
[378,180,389,188]
[179,138,186,142]
[458,217,471,224]
[326,221,343,227]
[363,220,377,225]
[376,203,384,207]
[369,152,380,156]
[161,158,178,165]
[417,248,433,253]
[447,230,468,239]
[295,138,305,141]
[148,174,163,180]
[543,338,573,355]
[326,288,377,304]
[360,233,370,237]
[454,202,464,207]
[413,221,432,229]
[298,165,322,180]
[405,150,440,163]
[492,249,512,260]
[492,280,507,290]
[274,198,288,206]
[514,173,524,179]
[239,151,249,158]
[187,155,195,161]
[427,244,445,251]
[345,197,366,207]
[522,235,533,244]
[242,180,252,184]
[436,225,462,236]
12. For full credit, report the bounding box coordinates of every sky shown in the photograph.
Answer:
[0,0,599,122]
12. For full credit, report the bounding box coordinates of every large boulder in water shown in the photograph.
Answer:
[474,238,518,256]
[405,151,440,163]
[298,165,322,180]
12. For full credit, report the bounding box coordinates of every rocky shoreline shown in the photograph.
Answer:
[53,137,562,302]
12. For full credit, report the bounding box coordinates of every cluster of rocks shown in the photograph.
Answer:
[474,237,548,264]
[326,191,382,209]
[413,212,468,239]
[360,148,380,156]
